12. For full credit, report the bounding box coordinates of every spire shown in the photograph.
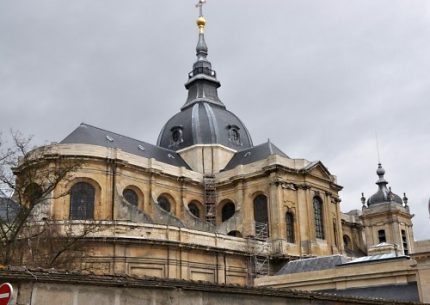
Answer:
[195,0,208,60]
[182,0,224,110]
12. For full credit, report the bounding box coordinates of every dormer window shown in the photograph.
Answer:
[169,126,183,147]
[227,124,242,146]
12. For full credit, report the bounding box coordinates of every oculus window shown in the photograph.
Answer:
[123,188,138,206]
[188,201,201,218]
[158,195,171,212]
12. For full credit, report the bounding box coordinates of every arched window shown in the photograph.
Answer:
[221,202,235,222]
[157,195,171,212]
[188,201,201,218]
[401,230,408,255]
[286,212,295,243]
[70,182,95,220]
[343,235,352,250]
[313,197,324,239]
[123,188,138,206]
[24,183,43,205]
[378,229,386,243]
[254,195,269,238]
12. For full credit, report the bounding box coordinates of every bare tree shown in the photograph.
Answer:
[0,131,86,267]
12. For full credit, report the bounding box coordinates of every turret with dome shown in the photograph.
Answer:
[366,163,404,206]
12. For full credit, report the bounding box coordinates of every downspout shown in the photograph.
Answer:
[111,159,116,221]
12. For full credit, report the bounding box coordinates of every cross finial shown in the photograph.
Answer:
[196,0,206,17]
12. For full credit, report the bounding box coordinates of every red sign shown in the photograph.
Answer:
[0,283,13,305]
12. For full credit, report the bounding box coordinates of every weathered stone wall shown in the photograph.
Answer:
[1,269,423,305]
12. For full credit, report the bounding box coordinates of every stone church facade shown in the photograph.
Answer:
[9,4,430,303]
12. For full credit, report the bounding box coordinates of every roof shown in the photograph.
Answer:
[321,283,419,302]
[157,23,253,152]
[367,164,403,206]
[157,102,253,152]
[223,140,288,171]
[342,252,408,265]
[275,255,349,275]
[61,123,190,169]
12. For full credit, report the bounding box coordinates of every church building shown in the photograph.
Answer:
[7,2,430,303]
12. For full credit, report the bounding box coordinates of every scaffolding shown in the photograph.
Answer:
[204,175,216,225]
[248,221,271,281]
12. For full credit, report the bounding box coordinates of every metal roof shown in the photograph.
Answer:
[342,252,408,265]
[321,283,419,302]
[367,163,403,206]
[61,123,190,169]
[275,255,349,275]
[157,102,253,152]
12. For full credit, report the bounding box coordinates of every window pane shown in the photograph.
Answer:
[123,188,138,206]
[70,182,95,220]
[313,197,324,239]
[286,212,295,243]
[222,202,235,222]
[188,201,200,218]
[378,229,386,243]
[158,195,171,212]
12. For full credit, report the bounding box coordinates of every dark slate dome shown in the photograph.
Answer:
[157,102,253,151]
[367,163,403,206]
[157,14,253,152]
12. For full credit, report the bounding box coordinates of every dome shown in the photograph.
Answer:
[367,163,403,206]
[157,12,253,152]
[157,102,253,151]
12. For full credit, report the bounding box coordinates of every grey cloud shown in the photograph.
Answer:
[0,0,428,239]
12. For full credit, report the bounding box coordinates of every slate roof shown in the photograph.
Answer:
[321,283,419,302]
[223,140,288,171]
[275,255,350,275]
[157,102,253,152]
[61,123,190,169]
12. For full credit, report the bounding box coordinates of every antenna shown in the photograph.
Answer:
[375,131,381,164]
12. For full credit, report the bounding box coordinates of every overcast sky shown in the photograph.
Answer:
[0,0,429,240]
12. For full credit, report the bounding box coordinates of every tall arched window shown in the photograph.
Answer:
[221,202,235,222]
[401,230,408,255]
[254,195,269,238]
[378,229,386,243]
[158,195,171,212]
[343,235,352,251]
[286,212,295,243]
[70,182,95,220]
[188,201,201,218]
[123,188,138,206]
[313,196,324,239]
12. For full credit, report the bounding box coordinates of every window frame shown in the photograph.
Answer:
[69,182,95,220]
[313,196,325,239]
